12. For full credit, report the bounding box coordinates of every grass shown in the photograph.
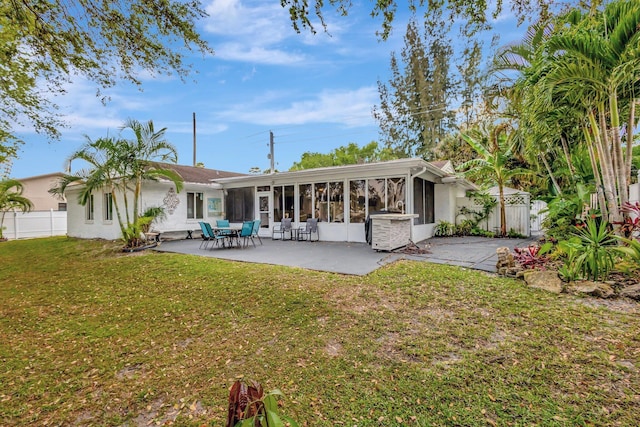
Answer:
[1,237,639,426]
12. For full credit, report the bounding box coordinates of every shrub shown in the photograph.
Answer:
[434,220,454,237]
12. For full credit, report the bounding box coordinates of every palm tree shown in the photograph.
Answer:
[51,119,183,248]
[495,0,640,222]
[0,179,33,239]
[458,123,531,237]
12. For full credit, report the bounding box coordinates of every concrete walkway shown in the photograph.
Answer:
[154,235,537,276]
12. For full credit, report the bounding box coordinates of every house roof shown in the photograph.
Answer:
[152,163,245,184]
[211,158,452,186]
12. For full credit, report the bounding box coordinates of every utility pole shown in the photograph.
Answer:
[269,131,275,174]
[192,112,196,166]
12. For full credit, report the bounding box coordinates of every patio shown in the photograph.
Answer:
[154,235,536,276]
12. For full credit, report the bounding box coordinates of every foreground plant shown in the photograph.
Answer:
[226,380,299,427]
[569,219,618,281]
[513,242,553,270]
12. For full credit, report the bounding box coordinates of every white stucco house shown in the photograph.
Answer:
[64,158,476,243]
[65,164,244,240]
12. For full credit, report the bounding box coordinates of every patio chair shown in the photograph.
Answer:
[198,221,212,249]
[238,221,255,248]
[250,219,262,245]
[205,221,229,248]
[297,218,319,242]
[272,218,293,240]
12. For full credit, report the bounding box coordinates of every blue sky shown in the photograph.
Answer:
[11,0,527,179]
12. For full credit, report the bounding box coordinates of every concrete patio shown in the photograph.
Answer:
[154,235,537,276]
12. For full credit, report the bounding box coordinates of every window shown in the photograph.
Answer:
[225,188,254,222]
[187,192,204,219]
[413,178,434,224]
[349,180,366,223]
[368,178,385,212]
[298,184,312,222]
[273,185,294,222]
[329,181,344,222]
[58,203,67,211]
[85,194,94,221]
[103,193,113,221]
[387,178,406,212]
[314,182,328,222]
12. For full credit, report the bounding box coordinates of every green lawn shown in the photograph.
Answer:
[1,237,639,426]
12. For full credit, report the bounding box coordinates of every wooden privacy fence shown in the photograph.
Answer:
[2,210,67,240]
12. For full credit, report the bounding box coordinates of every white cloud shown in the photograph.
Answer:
[216,86,378,127]
[214,43,306,65]
[203,0,345,65]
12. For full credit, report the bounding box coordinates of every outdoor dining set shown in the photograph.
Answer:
[197,217,319,250]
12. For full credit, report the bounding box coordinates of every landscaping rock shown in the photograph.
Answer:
[496,247,519,276]
[523,270,563,294]
[619,284,640,301]
[566,281,615,299]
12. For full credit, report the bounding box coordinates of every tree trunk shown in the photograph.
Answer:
[584,128,607,218]
[499,183,507,237]
[540,153,562,196]
[560,135,575,175]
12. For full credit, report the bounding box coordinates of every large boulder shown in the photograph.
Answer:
[522,270,563,294]
[619,284,640,301]
[566,281,615,299]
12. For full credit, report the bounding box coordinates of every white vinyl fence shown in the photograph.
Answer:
[1,210,67,240]
[530,199,548,235]
[457,190,531,236]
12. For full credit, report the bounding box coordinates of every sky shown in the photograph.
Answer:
[10,0,528,179]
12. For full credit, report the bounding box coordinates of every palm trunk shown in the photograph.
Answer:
[609,89,628,213]
[499,183,507,237]
[626,98,636,184]
[584,127,607,218]
[540,153,562,195]
[560,135,575,175]
[590,109,617,222]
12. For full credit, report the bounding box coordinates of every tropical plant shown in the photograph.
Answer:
[139,206,166,234]
[573,219,618,282]
[614,237,640,266]
[492,0,640,223]
[556,238,584,282]
[434,220,454,237]
[50,119,183,248]
[614,201,640,238]
[458,122,531,236]
[226,380,299,427]
[541,183,594,241]
[0,178,33,239]
[513,242,553,270]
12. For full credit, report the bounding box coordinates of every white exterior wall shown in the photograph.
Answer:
[434,183,456,224]
[141,182,225,233]
[66,182,225,241]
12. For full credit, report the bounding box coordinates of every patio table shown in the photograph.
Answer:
[212,226,243,248]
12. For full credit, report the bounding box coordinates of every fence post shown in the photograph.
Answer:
[13,211,18,239]
[50,208,55,236]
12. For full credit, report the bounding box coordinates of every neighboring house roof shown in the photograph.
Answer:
[17,172,65,182]
[430,160,456,174]
[149,163,246,184]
